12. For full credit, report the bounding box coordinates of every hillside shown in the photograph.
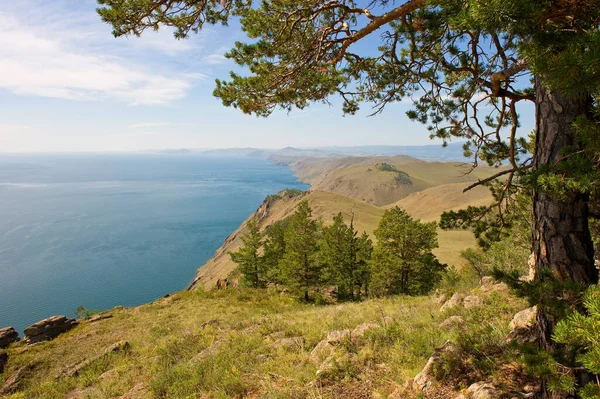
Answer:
[191,181,493,290]
[275,155,495,206]
[0,285,527,398]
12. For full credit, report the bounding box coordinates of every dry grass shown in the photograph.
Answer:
[1,286,526,399]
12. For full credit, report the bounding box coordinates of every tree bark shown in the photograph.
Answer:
[532,78,599,399]
[532,78,598,286]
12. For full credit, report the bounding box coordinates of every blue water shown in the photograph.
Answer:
[0,153,309,333]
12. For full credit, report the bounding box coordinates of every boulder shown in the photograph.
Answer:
[414,341,457,392]
[466,382,500,399]
[480,276,495,286]
[190,339,227,363]
[327,329,351,344]
[310,340,335,365]
[88,313,113,323]
[507,306,538,344]
[437,293,448,304]
[463,295,484,309]
[315,353,359,378]
[441,293,463,312]
[24,316,79,344]
[439,316,465,330]
[0,351,7,374]
[352,322,379,339]
[0,327,19,348]
[481,283,508,293]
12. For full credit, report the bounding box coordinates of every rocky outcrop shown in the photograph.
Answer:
[0,327,19,348]
[24,316,79,344]
[326,329,351,343]
[62,341,130,378]
[0,362,37,395]
[463,295,484,309]
[440,293,463,311]
[507,306,538,344]
[310,340,335,365]
[413,341,458,392]
[272,337,305,350]
[352,322,379,339]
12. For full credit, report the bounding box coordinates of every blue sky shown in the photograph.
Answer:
[0,0,535,152]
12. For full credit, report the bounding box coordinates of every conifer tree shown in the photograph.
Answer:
[229,219,265,288]
[371,207,443,295]
[321,213,373,299]
[281,201,321,301]
[262,216,291,284]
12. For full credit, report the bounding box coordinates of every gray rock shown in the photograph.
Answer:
[466,382,500,399]
[463,295,484,309]
[414,341,458,392]
[441,293,463,312]
[24,316,79,344]
[507,306,538,344]
[480,276,495,285]
[315,353,358,378]
[327,329,351,343]
[190,339,227,363]
[0,327,19,348]
[88,313,113,323]
[310,340,335,364]
[0,351,7,374]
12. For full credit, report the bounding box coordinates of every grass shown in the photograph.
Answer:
[1,286,526,398]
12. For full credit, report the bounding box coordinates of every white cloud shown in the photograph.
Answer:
[202,54,227,65]
[0,9,201,105]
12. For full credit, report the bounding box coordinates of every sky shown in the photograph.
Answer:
[0,0,535,152]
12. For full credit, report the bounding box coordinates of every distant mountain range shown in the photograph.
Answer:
[152,142,468,162]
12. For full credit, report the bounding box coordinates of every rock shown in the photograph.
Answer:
[481,283,508,293]
[463,295,484,309]
[480,276,495,285]
[327,329,351,343]
[441,293,463,312]
[310,340,335,364]
[0,327,19,348]
[466,382,500,399]
[352,322,379,339]
[88,313,113,323]
[0,362,37,395]
[190,339,227,363]
[507,306,538,344]
[98,368,119,381]
[118,383,148,399]
[24,316,79,344]
[0,351,7,374]
[437,294,448,304]
[414,341,457,392]
[381,315,394,327]
[62,341,130,378]
[454,395,466,399]
[439,316,465,330]
[272,337,304,350]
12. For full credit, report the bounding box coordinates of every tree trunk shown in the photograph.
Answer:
[532,78,597,286]
[532,78,599,399]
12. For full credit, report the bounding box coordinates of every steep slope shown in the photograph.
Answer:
[189,190,385,290]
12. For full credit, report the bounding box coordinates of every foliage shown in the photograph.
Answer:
[552,285,600,399]
[75,306,99,320]
[262,216,292,284]
[376,162,412,186]
[229,219,267,288]
[371,207,445,296]
[320,212,373,299]
[280,201,322,301]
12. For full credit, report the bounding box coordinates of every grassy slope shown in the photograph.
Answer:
[192,182,492,290]
[1,287,525,399]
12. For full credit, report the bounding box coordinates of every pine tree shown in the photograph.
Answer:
[321,213,373,300]
[371,207,443,296]
[280,201,321,301]
[262,216,291,284]
[228,219,265,288]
